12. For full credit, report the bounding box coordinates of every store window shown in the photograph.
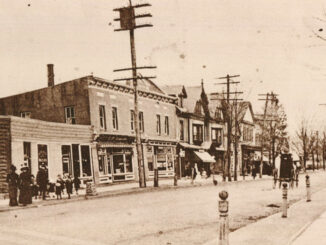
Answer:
[37,144,48,169]
[99,105,106,130]
[164,116,169,135]
[147,146,154,171]
[112,148,133,174]
[23,142,31,170]
[72,144,80,178]
[81,145,92,177]
[156,147,174,171]
[112,107,118,130]
[61,145,72,176]
[65,106,76,124]
[156,115,161,135]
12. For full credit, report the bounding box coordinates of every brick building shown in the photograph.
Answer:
[0,65,178,189]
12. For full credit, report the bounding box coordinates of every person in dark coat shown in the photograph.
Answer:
[74,176,81,195]
[252,164,257,180]
[36,164,48,200]
[65,175,73,199]
[6,165,19,207]
[18,166,32,206]
[31,175,39,200]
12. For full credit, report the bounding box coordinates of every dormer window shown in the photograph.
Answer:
[20,112,31,119]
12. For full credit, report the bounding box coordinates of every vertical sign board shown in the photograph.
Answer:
[119,7,135,30]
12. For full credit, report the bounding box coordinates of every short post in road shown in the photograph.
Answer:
[218,191,229,245]
[282,183,288,218]
[306,175,311,202]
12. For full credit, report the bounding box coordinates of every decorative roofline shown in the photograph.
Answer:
[87,76,177,105]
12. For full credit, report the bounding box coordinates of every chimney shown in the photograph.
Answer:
[47,64,54,87]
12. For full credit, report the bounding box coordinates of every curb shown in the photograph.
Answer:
[0,175,282,213]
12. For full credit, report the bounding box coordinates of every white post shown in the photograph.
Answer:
[306,175,311,202]
[218,191,229,245]
[282,183,288,218]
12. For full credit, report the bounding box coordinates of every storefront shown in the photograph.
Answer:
[145,140,176,179]
[208,144,226,174]
[241,145,261,175]
[96,134,136,183]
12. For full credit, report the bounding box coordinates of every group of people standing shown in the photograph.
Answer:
[6,163,81,207]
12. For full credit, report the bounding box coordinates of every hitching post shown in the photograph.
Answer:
[306,175,311,202]
[218,191,229,245]
[282,183,288,218]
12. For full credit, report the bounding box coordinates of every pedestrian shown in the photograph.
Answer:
[252,164,256,180]
[55,175,63,200]
[36,164,48,200]
[74,175,81,195]
[65,175,73,199]
[31,175,39,200]
[18,165,32,206]
[6,165,19,207]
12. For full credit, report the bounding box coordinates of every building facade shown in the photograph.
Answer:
[0,67,178,188]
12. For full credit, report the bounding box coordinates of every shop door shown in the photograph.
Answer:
[81,145,92,177]
[72,144,80,178]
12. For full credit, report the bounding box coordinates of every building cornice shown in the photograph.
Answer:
[87,76,177,105]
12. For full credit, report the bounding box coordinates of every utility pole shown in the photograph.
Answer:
[113,0,156,188]
[316,131,320,170]
[215,74,240,182]
[323,132,325,170]
[258,92,279,173]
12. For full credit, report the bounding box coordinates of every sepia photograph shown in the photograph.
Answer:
[1,0,326,244]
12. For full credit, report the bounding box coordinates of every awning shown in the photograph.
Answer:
[194,151,216,163]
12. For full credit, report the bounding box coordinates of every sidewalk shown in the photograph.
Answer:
[0,174,272,212]
[205,178,326,245]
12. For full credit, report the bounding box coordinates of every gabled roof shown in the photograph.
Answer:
[238,101,255,124]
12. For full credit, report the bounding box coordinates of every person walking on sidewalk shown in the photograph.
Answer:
[36,164,48,200]
[18,165,32,206]
[6,165,19,207]
[65,175,73,199]
[74,176,81,195]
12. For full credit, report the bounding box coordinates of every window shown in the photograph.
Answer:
[156,115,161,135]
[38,144,48,169]
[61,145,72,175]
[112,148,133,174]
[23,142,31,170]
[212,128,223,146]
[112,107,118,130]
[180,120,184,140]
[65,106,76,124]
[99,105,106,130]
[81,145,92,177]
[139,111,144,132]
[130,110,134,131]
[21,112,31,118]
[243,126,253,142]
[164,116,169,135]
[193,124,203,145]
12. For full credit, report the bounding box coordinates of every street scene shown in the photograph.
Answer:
[1,0,326,244]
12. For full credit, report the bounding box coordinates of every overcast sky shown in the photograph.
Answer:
[1,0,326,135]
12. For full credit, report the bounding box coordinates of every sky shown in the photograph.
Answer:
[1,0,326,136]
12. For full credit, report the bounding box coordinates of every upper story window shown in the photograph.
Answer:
[130,110,144,132]
[193,124,203,145]
[164,116,169,135]
[243,125,253,142]
[130,110,134,131]
[112,107,118,130]
[156,115,161,135]
[139,111,144,133]
[215,108,223,121]
[212,128,223,146]
[180,120,184,141]
[65,106,76,124]
[99,105,106,130]
[20,112,31,119]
